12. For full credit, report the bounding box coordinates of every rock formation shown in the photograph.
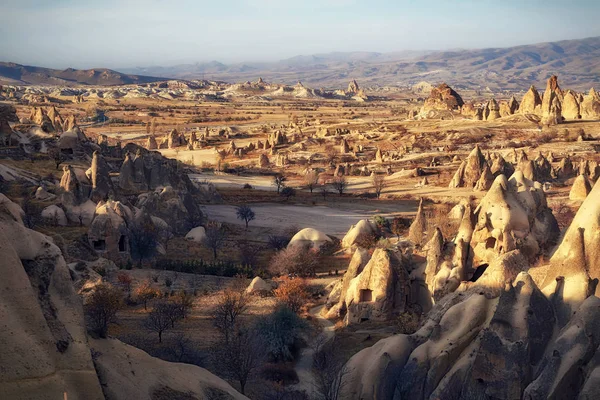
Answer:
[89,151,114,202]
[258,153,269,168]
[473,163,494,191]
[408,198,426,245]
[520,85,542,114]
[341,219,379,249]
[570,174,592,201]
[0,194,105,400]
[0,194,247,400]
[541,75,563,125]
[449,145,487,188]
[146,135,158,150]
[421,83,464,115]
[542,177,600,324]
[581,88,600,119]
[347,79,360,94]
[288,228,332,250]
[485,99,501,120]
[562,90,581,120]
[0,103,17,146]
[60,164,85,205]
[471,173,559,265]
[341,248,412,325]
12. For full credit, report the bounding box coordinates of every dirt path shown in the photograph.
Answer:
[201,203,415,238]
[292,305,335,397]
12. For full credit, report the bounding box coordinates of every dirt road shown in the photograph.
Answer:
[201,202,415,237]
[292,305,335,396]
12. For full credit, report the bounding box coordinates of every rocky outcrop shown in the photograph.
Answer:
[0,194,105,400]
[471,173,559,266]
[89,151,114,202]
[408,198,426,245]
[347,79,360,94]
[421,83,464,115]
[29,106,55,132]
[341,267,600,400]
[135,186,200,235]
[92,338,248,400]
[0,194,247,400]
[570,174,592,201]
[485,99,501,120]
[0,103,17,146]
[541,75,563,125]
[562,90,581,120]
[146,135,158,150]
[323,248,371,319]
[343,249,411,325]
[520,85,542,115]
[581,88,600,120]
[258,153,269,168]
[474,164,494,191]
[87,200,132,261]
[60,164,85,205]
[341,219,378,249]
[542,178,600,325]
[167,128,185,148]
[287,227,332,250]
[449,145,487,188]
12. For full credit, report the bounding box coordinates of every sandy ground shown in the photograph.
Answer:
[201,202,416,238]
[292,304,335,396]
[191,173,276,191]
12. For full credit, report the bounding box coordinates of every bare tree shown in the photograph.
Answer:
[173,290,194,319]
[211,278,249,343]
[163,301,183,328]
[320,185,330,201]
[304,170,319,193]
[85,283,124,338]
[269,245,320,277]
[372,173,386,199]
[212,326,265,395]
[134,280,160,310]
[48,147,65,170]
[273,174,287,194]
[280,186,296,200]
[238,240,261,269]
[332,175,347,196]
[129,221,158,266]
[312,337,350,400]
[236,205,255,229]
[145,301,173,343]
[324,144,338,164]
[204,221,228,260]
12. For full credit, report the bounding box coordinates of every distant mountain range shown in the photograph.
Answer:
[1,36,600,90]
[121,36,600,91]
[0,62,166,86]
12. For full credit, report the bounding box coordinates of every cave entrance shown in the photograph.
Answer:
[118,235,127,252]
[93,239,106,251]
[470,264,489,282]
[360,289,373,302]
[485,237,496,250]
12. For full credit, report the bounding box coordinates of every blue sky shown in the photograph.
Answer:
[1,0,599,69]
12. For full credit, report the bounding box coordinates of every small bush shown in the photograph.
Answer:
[373,215,389,230]
[255,306,309,362]
[261,363,299,384]
[269,245,320,277]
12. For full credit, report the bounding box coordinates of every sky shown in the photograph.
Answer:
[1,0,600,69]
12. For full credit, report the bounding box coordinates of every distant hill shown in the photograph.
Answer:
[121,36,600,91]
[0,62,168,86]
